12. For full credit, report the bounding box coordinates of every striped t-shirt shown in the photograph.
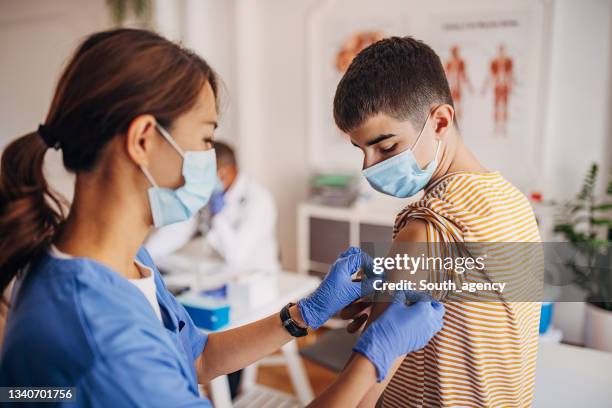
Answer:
[383,171,542,408]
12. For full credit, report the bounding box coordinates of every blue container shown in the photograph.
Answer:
[178,294,230,331]
[200,284,227,299]
[539,302,554,334]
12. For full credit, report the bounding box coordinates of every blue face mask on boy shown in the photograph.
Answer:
[140,123,217,228]
[362,112,441,198]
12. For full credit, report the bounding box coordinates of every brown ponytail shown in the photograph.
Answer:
[0,132,68,293]
[0,28,218,294]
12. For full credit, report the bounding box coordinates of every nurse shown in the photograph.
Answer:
[0,29,444,407]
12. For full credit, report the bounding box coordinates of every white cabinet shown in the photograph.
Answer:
[297,201,410,277]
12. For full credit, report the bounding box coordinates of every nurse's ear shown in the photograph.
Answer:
[124,114,158,167]
[431,104,455,139]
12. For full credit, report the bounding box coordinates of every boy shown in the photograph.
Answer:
[334,37,541,407]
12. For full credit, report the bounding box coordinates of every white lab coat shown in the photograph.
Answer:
[145,174,280,272]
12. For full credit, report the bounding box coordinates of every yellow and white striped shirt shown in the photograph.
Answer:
[384,171,542,408]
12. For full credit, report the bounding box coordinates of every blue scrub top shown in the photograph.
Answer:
[0,247,212,407]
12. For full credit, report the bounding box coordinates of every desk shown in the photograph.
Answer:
[534,343,612,407]
[163,270,320,408]
[219,273,320,330]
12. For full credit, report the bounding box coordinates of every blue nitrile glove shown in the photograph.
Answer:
[353,298,445,382]
[297,247,374,330]
[209,191,225,216]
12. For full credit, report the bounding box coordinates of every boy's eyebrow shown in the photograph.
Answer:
[366,134,396,146]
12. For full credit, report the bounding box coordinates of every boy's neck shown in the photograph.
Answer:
[429,129,489,186]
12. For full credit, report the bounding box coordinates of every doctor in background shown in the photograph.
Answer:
[145,140,280,272]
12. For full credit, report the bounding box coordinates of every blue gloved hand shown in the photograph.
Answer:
[209,191,225,216]
[297,247,374,330]
[353,298,445,382]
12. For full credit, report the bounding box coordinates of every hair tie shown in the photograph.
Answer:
[37,124,61,150]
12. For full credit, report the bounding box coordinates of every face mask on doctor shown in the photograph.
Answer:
[362,109,441,198]
[140,122,217,228]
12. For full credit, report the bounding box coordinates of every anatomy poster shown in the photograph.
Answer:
[427,5,549,191]
[307,0,410,172]
[306,0,549,191]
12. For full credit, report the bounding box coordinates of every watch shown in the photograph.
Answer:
[280,303,308,337]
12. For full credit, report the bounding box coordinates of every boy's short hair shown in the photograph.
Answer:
[333,36,454,133]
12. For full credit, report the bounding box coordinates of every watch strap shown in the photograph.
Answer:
[280,303,308,337]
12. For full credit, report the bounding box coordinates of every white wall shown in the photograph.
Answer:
[182,0,238,144]
[153,0,238,145]
[0,0,107,143]
[542,0,612,345]
[0,0,239,199]
[234,0,319,271]
[542,0,612,201]
[0,0,108,199]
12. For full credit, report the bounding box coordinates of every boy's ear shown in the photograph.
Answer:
[125,114,158,167]
[432,104,455,136]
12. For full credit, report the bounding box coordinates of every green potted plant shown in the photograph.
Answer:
[106,0,152,27]
[553,163,612,351]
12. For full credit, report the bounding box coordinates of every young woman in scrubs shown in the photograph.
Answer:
[0,29,444,407]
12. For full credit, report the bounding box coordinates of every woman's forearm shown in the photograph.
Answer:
[200,315,380,408]
[307,353,377,408]
[198,304,304,382]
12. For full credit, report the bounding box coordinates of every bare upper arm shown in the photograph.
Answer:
[355,219,429,406]
[365,217,430,328]
[386,219,430,289]
[393,218,429,243]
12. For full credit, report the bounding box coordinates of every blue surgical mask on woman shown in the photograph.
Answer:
[362,112,441,198]
[140,123,217,227]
